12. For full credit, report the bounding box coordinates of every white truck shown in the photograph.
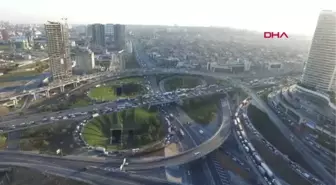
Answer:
[92,113,99,118]
[261,162,273,178]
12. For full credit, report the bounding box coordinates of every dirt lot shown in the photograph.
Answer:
[19,121,81,155]
[0,167,89,185]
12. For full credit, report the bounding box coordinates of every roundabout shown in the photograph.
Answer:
[0,68,236,174]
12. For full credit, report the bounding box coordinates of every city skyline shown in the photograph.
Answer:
[1,0,335,36]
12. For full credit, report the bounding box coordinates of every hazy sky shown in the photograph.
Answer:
[1,0,335,36]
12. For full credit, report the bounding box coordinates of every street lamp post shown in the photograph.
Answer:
[110,129,113,145]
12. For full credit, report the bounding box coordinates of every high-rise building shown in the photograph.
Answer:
[105,24,114,37]
[301,10,336,92]
[74,49,95,74]
[86,24,93,37]
[92,24,105,47]
[114,24,126,50]
[45,21,72,81]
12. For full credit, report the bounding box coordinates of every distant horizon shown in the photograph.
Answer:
[1,21,314,38]
[1,0,334,37]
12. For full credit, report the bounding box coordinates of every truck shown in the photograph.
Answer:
[240,130,247,138]
[272,179,282,185]
[238,124,243,131]
[94,146,106,153]
[247,142,256,153]
[253,154,262,164]
[302,172,310,179]
[261,162,273,178]
[179,129,185,136]
[92,113,99,118]
[257,165,266,175]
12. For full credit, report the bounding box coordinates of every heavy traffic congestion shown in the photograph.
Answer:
[234,100,282,185]
[0,84,230,133]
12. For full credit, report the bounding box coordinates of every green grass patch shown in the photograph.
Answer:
[70,99,91,108]
[108,77,144,85]
[88,83,144,101]
[247,105,316,176]
[0,70,40,80]
[82,108,164,150]
[164,76,203,91]
[0,45,10,50]
[181,95,220,124]
[0,134,7,149]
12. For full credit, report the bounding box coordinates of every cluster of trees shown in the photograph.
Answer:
[0,64,19,74]
[182,95,221,124]
[87,108,163,148]
[117,84,143,96]
[34,61,49,73]
[165,76,201,91]
[38,102,69,112]
[19,121,75,154]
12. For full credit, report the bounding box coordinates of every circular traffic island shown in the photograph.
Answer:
[82,108,164,150]
[163,75,205,91]
[88,78,145,102]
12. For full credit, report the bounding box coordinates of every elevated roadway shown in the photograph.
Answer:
[236,82,336,185]
[0,85,229,130]
[0,161,178,185]
[0,67,304,182]
[1,67,293,102]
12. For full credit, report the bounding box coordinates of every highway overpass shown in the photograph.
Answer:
[1,67,287,103]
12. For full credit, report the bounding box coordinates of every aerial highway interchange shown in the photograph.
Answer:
[0,51,333,185]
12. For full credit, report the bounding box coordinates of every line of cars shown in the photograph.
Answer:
[2,86,223,133]
[234,102,282,185]
[269,96,334,160]
[240,107,324,185]
[0,111,90,132]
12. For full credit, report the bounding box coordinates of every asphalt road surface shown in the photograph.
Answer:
[240,84,335,185]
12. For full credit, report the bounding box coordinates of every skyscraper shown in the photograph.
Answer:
[114,24,126,50]
[301,10,336,92]
[92,24,105,47]
[45,21,72,81]
[105,24,114,37]
[86,24,93,38]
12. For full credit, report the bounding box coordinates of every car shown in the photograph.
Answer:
[194,152,201,156]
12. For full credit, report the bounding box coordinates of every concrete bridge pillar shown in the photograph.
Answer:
[45,90,50,98]
[60,85,65,93]
[32,93,37,100]
[12,98,18,106]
